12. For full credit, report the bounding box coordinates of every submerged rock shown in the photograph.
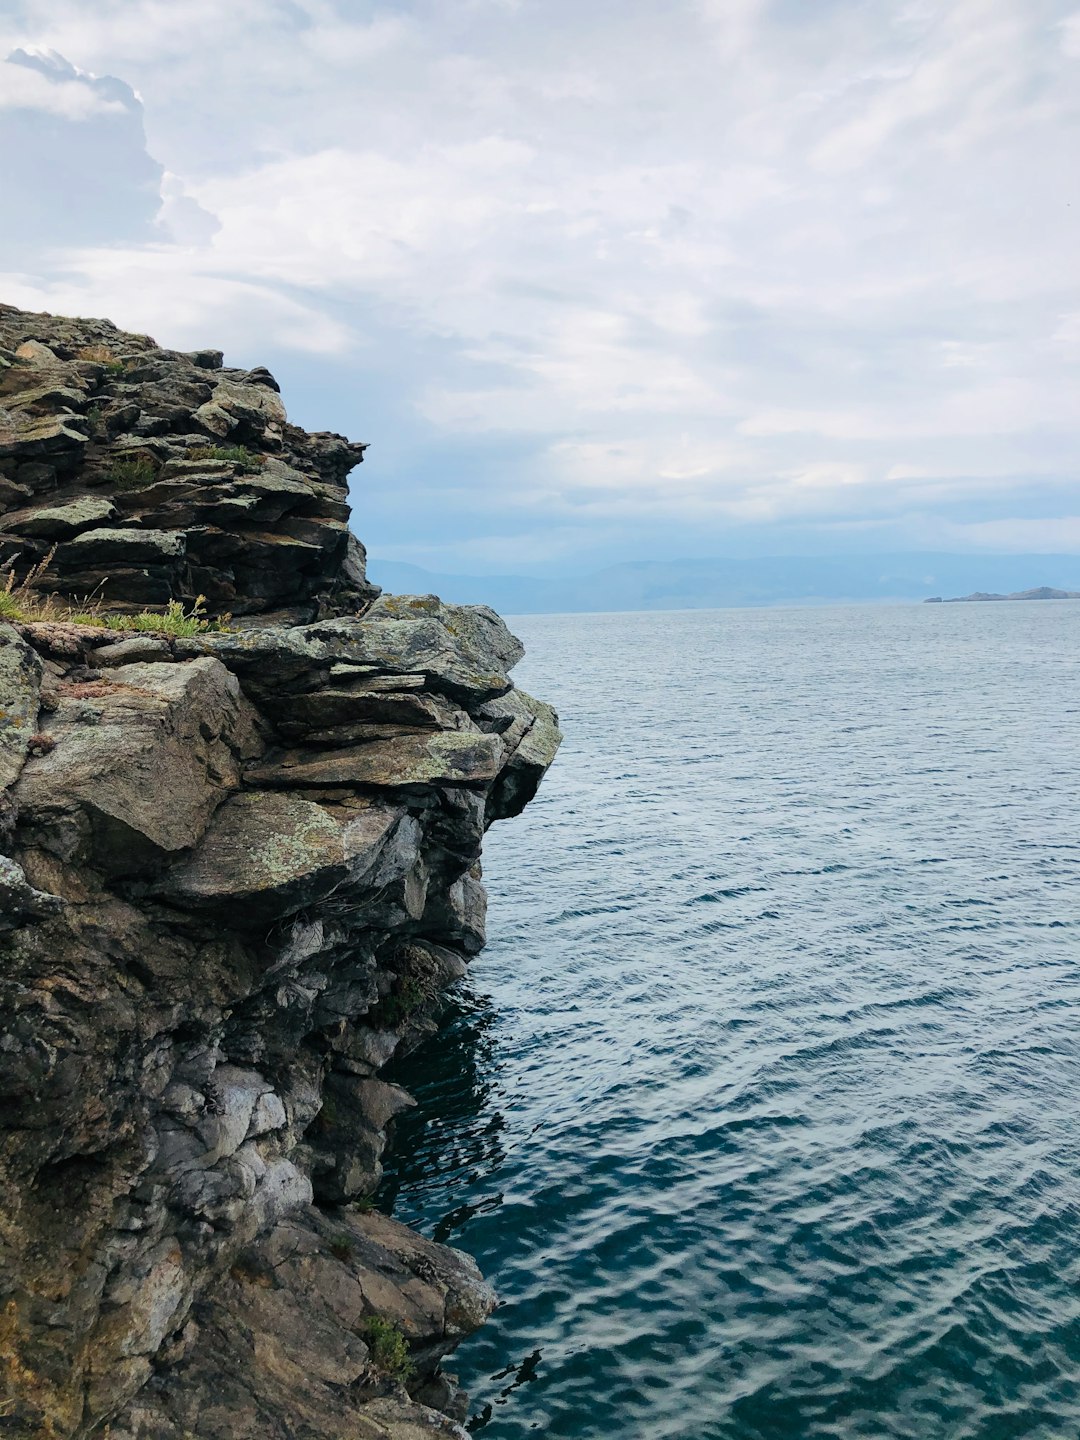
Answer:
[0,307,561,1439]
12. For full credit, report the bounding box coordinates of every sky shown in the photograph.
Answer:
[0,0,1078,575]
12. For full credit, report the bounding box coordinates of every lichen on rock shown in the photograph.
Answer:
[0,306,561,1439]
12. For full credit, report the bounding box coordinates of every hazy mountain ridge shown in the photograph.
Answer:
[369,555,1080,615]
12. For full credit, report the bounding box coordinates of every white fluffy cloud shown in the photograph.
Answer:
[1,0,1079,565]
[0,49,123,116]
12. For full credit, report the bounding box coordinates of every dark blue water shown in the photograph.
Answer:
[381,604,1080,1439]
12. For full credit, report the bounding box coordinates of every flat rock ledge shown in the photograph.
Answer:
[0,308,561,1440]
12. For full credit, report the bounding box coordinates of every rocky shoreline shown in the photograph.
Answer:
[0,306,560,1438]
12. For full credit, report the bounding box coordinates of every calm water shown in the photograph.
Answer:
[381,604,1080,1439]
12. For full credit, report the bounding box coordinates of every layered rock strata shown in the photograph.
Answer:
[0,304,373,621]
[0,308,561,1439]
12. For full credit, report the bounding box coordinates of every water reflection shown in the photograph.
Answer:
[378,983,509,1241]
[469,1350,544,1433]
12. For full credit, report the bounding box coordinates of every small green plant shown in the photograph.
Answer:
[0,549,66,623]
[188,444,264,473]
[104,456,157,490]
[359,1317,413,1381]
[0,570,228,635]
[99,597,226,637]
[377,978,427,1028]
[0,574,22,621]
[315,1092,339,1133]
[329,1237,354,1263]
[85,403,107,438]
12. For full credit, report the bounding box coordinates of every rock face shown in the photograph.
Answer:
[0,309,561,1439]
[0,304,373,621]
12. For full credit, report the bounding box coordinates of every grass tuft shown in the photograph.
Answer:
[99,597,226,637]
[0,550,65,623]
[188,444,265,473]
[103,456,157,490]
[76,344,125,374]
[0,565,228,635]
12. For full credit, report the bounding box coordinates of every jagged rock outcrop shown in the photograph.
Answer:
[0,308,561,1439]
[0,304,373,621]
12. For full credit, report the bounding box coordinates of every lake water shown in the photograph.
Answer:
[380,603,1080,1439]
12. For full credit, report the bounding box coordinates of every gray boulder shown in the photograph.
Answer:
[59,526,187,565]
[304,595,525,702]
[5,496,118,538]
[15,657,260,873]
[156,791,407,923]
[480,687,563,822]
[312,1074,416,1201]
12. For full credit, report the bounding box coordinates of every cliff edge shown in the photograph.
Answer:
[0,307,561,1439]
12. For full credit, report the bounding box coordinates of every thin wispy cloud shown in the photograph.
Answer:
[0,0,1077,569]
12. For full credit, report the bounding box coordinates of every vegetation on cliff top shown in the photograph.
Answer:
[0,562,225,636]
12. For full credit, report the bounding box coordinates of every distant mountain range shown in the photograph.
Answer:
[367,553,1080,614]
[927,586,1080,603]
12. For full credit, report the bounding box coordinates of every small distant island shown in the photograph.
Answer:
[925,587,1080,603]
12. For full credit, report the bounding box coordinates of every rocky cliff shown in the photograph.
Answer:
[0,307,560,1439]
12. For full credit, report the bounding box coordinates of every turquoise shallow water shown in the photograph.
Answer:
[380,604,1080,1439]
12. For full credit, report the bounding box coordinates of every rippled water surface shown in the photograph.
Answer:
[381,604,1080,1439]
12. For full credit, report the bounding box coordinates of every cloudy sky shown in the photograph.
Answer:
[1,0,1078,573]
